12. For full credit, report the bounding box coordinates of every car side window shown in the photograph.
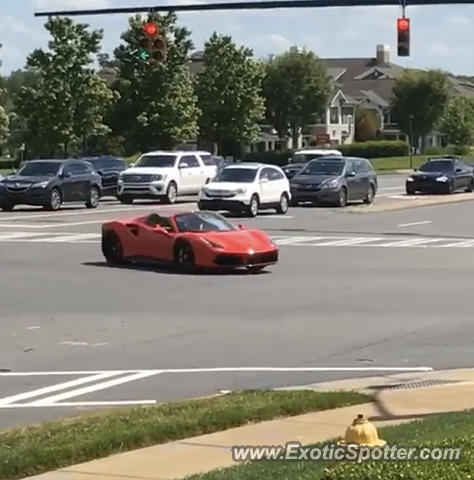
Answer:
[345,161,355,174]
[201,155,215,166]
[74,163,93,175]
[260,168,273,181]
[354,159,367,174]
[269,168,284,181]
[62,164,74,176]
[180,155,199,168]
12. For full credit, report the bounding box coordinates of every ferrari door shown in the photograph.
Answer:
[124,222,174,261]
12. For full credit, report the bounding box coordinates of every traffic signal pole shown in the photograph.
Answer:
[33,0,474,17]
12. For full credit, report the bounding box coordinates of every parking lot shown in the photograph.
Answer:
[1,174,474,429]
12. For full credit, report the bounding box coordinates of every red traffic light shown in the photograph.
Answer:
[143,22,158,37]
[397,17,410,31]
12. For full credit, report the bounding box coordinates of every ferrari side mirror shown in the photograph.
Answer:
[238,224,244,230]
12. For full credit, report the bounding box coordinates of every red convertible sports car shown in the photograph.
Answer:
[101,211,278,273]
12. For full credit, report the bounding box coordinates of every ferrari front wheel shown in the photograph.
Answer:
[174,242,195,273]
[102,232,124,264]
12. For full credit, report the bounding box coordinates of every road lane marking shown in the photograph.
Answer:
[315,237,385,246]
[274,236,325,245]
[0,202,190,221]
[0,367,433,377]
[31,371,160,405]
[378,186,406,191]
[437,240,474,247]
[0,372,123,405]
[398,221,432,227]
[36,233,101,243]
[377,238,445,247]
[0,401,157,408]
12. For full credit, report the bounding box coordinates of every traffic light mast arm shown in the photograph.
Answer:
[33,0,474,17]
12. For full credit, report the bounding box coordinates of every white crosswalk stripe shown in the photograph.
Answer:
[1,231,474,248]
[273,235,474,248]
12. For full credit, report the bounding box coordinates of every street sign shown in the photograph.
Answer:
[316,133,330,145]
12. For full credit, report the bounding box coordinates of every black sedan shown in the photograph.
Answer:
[290,156,378,207]
[406,158,474,195]
[0,159,102,211]
[83,156,127,197]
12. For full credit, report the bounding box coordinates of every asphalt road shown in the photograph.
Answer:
[1,174,474,429]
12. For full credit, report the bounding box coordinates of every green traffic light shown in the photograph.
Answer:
[138,49,150,61]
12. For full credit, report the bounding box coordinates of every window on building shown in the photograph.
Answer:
[329,107,339,124]
[341,107,353,124]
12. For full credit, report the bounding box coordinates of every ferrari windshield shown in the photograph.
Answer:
[175,212,236,232]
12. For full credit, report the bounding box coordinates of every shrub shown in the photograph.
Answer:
[0,159,14,170]
[339,140,408,158]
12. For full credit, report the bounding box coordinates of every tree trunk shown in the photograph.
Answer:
[291,125,299,150]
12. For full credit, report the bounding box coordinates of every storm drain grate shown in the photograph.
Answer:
[369,379,463,391]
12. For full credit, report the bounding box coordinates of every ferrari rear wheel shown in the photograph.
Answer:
[102,232,124,264]
[174,242,196,273]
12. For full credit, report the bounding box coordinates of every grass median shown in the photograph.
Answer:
[0,389,370,480]
[187,409,474,480]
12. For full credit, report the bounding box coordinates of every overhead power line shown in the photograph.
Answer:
[34,0,474,17]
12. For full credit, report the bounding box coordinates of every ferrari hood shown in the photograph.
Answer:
[198,230,274,253]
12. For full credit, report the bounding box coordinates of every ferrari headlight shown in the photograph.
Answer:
[32,181,49,188]
[436,176,448,182]
[202,238,224,249]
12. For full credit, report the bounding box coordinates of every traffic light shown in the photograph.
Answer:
[151,34,167,62]
[397,17,410,57]
[137,20,166,64]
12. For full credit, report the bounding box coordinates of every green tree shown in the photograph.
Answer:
[392,70,450,152]
[0,46,10,152]
[439,96,474,154]
[110,13,199,153]
[263,48,330,148]
[15,17,114,157]
[196,33,265,156]
[355,108,380,142]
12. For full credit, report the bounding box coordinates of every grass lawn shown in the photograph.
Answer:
[187,409,474,480]
[0,168,12,176]
[0,389,370,480]
[372,154,474,173]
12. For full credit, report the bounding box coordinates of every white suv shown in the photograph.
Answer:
[117,151,216,204]
[198,163,291,217]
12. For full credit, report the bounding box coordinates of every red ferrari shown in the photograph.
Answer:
[101,211,278,273]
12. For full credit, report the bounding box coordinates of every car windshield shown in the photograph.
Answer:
[300,160,344,176]
[175,212,237,232]
[16,162,60,176]
[136,155,177,168]
[420,161,454,172]
[214,168,257,183]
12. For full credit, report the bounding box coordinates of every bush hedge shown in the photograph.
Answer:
[243,141,409,165]
[338,140,408,158]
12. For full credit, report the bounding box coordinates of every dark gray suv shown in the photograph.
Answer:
[290,156,377,207]
[0,159,102,211]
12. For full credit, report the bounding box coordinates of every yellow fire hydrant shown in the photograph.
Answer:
[337,414,386,447]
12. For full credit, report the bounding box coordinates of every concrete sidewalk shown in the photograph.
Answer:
[25,368,474,480]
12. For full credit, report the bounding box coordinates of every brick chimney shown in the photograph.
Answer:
[376,44,390,64]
